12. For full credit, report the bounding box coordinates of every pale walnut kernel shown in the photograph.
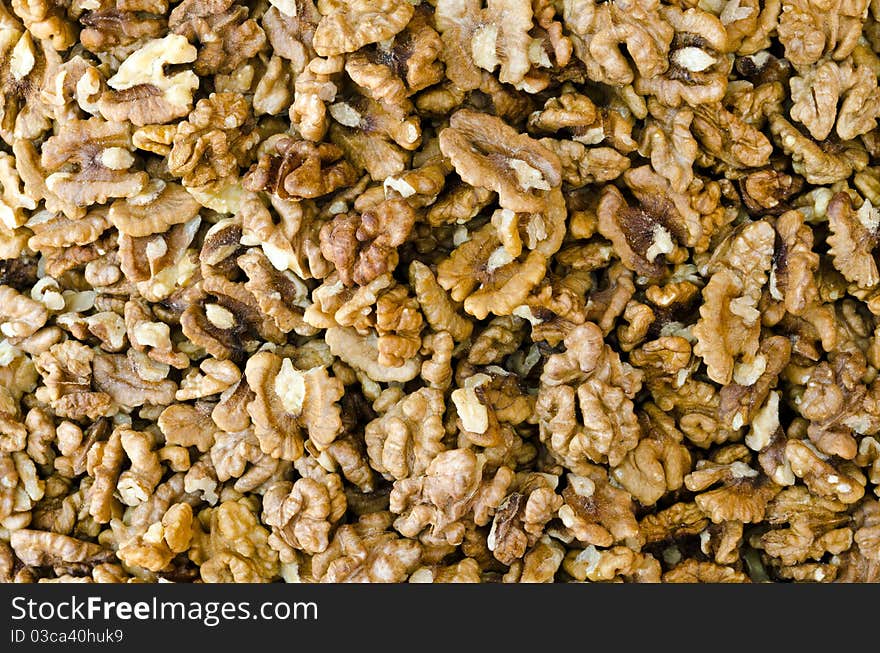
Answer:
[98,34,200,127]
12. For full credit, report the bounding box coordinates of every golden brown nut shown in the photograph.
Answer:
[439,109,561,214]
[536,321,643,470]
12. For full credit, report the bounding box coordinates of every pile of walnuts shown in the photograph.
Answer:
[2,0,880,583]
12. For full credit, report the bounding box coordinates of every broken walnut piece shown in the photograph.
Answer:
[243,137,357,200]
[98,34,200,127]
[439,108,562,213]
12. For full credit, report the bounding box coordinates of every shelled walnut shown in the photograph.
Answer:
[3,0,880,585]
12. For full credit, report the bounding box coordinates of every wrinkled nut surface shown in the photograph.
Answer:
[3,0,880,586]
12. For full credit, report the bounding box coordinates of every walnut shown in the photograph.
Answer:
[237,191,330,279]
[739,169,804,216]
[0,152,36,230]
[325,325,421,383]
[308,511,421,582]
[0,26,59,146]
[389,449,514,546]
[790,59,880,142]
[0,284,47,340]
[487,473,562,566]
[364,387,446,482]
[437,187,567,320]
[158,403,217,453]
[320,200,415,286]
[262,455,346,556]
[634,6,732,108]
[312,0,414,57]
[289,55,340,142]
[76,1,167,58]
[770,113,869,185]
[39,117,149,214]
[536,322,643,470]
[168,92,261,189]
[236,249,316,337]
[439,109,561,214]
[826,192,880,289]
[118,218,201,301]
[108,181,201,239]
[319,198,416,287]
[563,545,661,583]
[98,34,200,127]
[563,0,672,88]
[750,486,854,567]
[92,351,177,409]
[261,2,319,66]
[9,0,77,51]
[169,0,267,76]
[117,502,194,573]
[685,456,781,524]
[328,95,421,163]
[84,426,124,524]
[514,272,589,347]
[639,501,708,545]
[557,465,641,547]
[691,103,773,170]
[434,0,536,90]
[196,499,279,582]
[792,351,876,459]
[180,274,289,360]
[306,273,424,368]
[597,185,679,280]
[526,88,599,142]
[0,340,38,401]
[612,404,692,507]
[33,341,116,420]
[410,558,482,584]
[244,137,356,201]
[619,165,727,252]
[663,559,750,582]
[10,530,112,571]
[245,351,344,462]
[767,211,818,319]
[452,367,533,450]
[713,0,780,56]
[0,451,45,529]
[409,260,473,343]
[209,428,285,495]
[0,389,27,454]
[504,537,568,583]
[693,220,775,385]
[784,439,866,504]
[716,340,790,452]
[777,0,868,66]
[541,138,631,187]
[344,6,443,116]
